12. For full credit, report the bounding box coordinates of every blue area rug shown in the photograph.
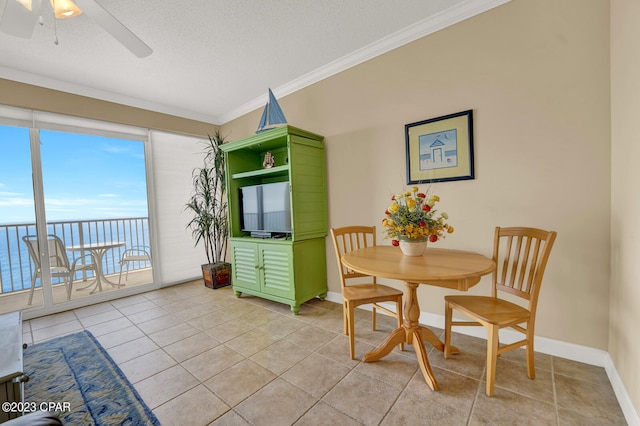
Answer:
[23,330,160,425]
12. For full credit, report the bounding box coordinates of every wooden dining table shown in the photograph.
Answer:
[341,245,495,390]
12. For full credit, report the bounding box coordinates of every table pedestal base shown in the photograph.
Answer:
[362,282,459,390]
[71,246,126,295]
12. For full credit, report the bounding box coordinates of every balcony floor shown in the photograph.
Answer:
[0,269,153,316]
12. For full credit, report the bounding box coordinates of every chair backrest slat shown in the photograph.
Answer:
[508,235,522,290]
[524,237,541,293]
[515,235,531,291]
[498,235,513,296]
[330,226,377,288]
[492,227,557,310]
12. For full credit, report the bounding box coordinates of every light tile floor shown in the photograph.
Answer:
[22,280,627,425]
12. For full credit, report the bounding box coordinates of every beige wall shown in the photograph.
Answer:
[611,0,640,414]
[222,0,612,351]
[0,79,217,136]
[3,0,634,414]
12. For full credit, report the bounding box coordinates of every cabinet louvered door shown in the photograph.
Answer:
[260,244,293,299]
[231,242,260,292]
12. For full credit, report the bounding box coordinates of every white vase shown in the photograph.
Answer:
[399,239,428,256]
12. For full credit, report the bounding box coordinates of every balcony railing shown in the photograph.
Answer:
[0,217,151,295]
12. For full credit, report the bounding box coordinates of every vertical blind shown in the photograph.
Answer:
[149,130,206,285]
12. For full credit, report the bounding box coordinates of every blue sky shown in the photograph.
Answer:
[0,124,149,224]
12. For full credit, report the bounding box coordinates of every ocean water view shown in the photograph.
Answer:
[0,217,150,295]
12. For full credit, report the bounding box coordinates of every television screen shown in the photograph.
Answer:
[240,181,291,236]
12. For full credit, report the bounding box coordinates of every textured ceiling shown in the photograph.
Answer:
[0,0,508,125]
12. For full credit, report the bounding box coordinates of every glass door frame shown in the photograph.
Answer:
[29,127,56,307]
[0,106,159,318]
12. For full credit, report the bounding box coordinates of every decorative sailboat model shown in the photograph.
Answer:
[256,88,288,133]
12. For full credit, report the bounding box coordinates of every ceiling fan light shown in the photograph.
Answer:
[49,0,83,19]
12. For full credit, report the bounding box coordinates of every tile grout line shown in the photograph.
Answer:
[551,356,560,425]
[466,364,485,425]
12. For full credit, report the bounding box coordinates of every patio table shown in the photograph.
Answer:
[66,241,125,294]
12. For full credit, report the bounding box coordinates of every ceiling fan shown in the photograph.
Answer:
[0,0,152,57]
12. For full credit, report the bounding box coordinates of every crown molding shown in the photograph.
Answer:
[0,67,216,124]
[218,0,511,124]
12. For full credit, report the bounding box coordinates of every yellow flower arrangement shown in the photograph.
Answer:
[382,186,453,245]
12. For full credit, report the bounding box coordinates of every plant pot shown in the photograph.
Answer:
[399,239,428,256]
[202,262,232,289]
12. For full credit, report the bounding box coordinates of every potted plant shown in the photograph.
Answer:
[185,130,231,288]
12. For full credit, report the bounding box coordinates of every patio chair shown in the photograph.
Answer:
[330,226,404,360]
[443,226,557,396]
[118,245,152,284]
[22,235,98,304]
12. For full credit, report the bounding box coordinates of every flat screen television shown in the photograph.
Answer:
[240,181,291,238]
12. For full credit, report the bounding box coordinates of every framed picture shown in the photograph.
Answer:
[405,109,474,184]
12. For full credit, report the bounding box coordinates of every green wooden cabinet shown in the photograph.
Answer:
[221,126,328,314]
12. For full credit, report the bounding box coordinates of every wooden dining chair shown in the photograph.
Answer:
[330,226,404,360]
[443,226,557,396]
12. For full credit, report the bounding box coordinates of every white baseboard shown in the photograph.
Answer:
[324,291,639,425]
[605,354,640,426]
[417,311,610,366]
[324,291,344,305]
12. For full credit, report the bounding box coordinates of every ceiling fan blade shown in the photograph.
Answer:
[73,0,152,58]
[0,0,42,38]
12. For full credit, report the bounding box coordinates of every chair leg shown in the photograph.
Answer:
[347,301,356,360]
[342,301,348,335]
[27,275,37,305]
[486,325,499,396]
[526,325,536,379]
[443,301,452,358]
[67,276,75,301]
[118,262,127,285]
[61,278,68,301]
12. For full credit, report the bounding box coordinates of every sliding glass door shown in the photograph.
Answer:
[0,125,43,312]
[0,121,153,315]
[39,129,153,306]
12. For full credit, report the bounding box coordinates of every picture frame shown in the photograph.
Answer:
[405,109,474,184]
